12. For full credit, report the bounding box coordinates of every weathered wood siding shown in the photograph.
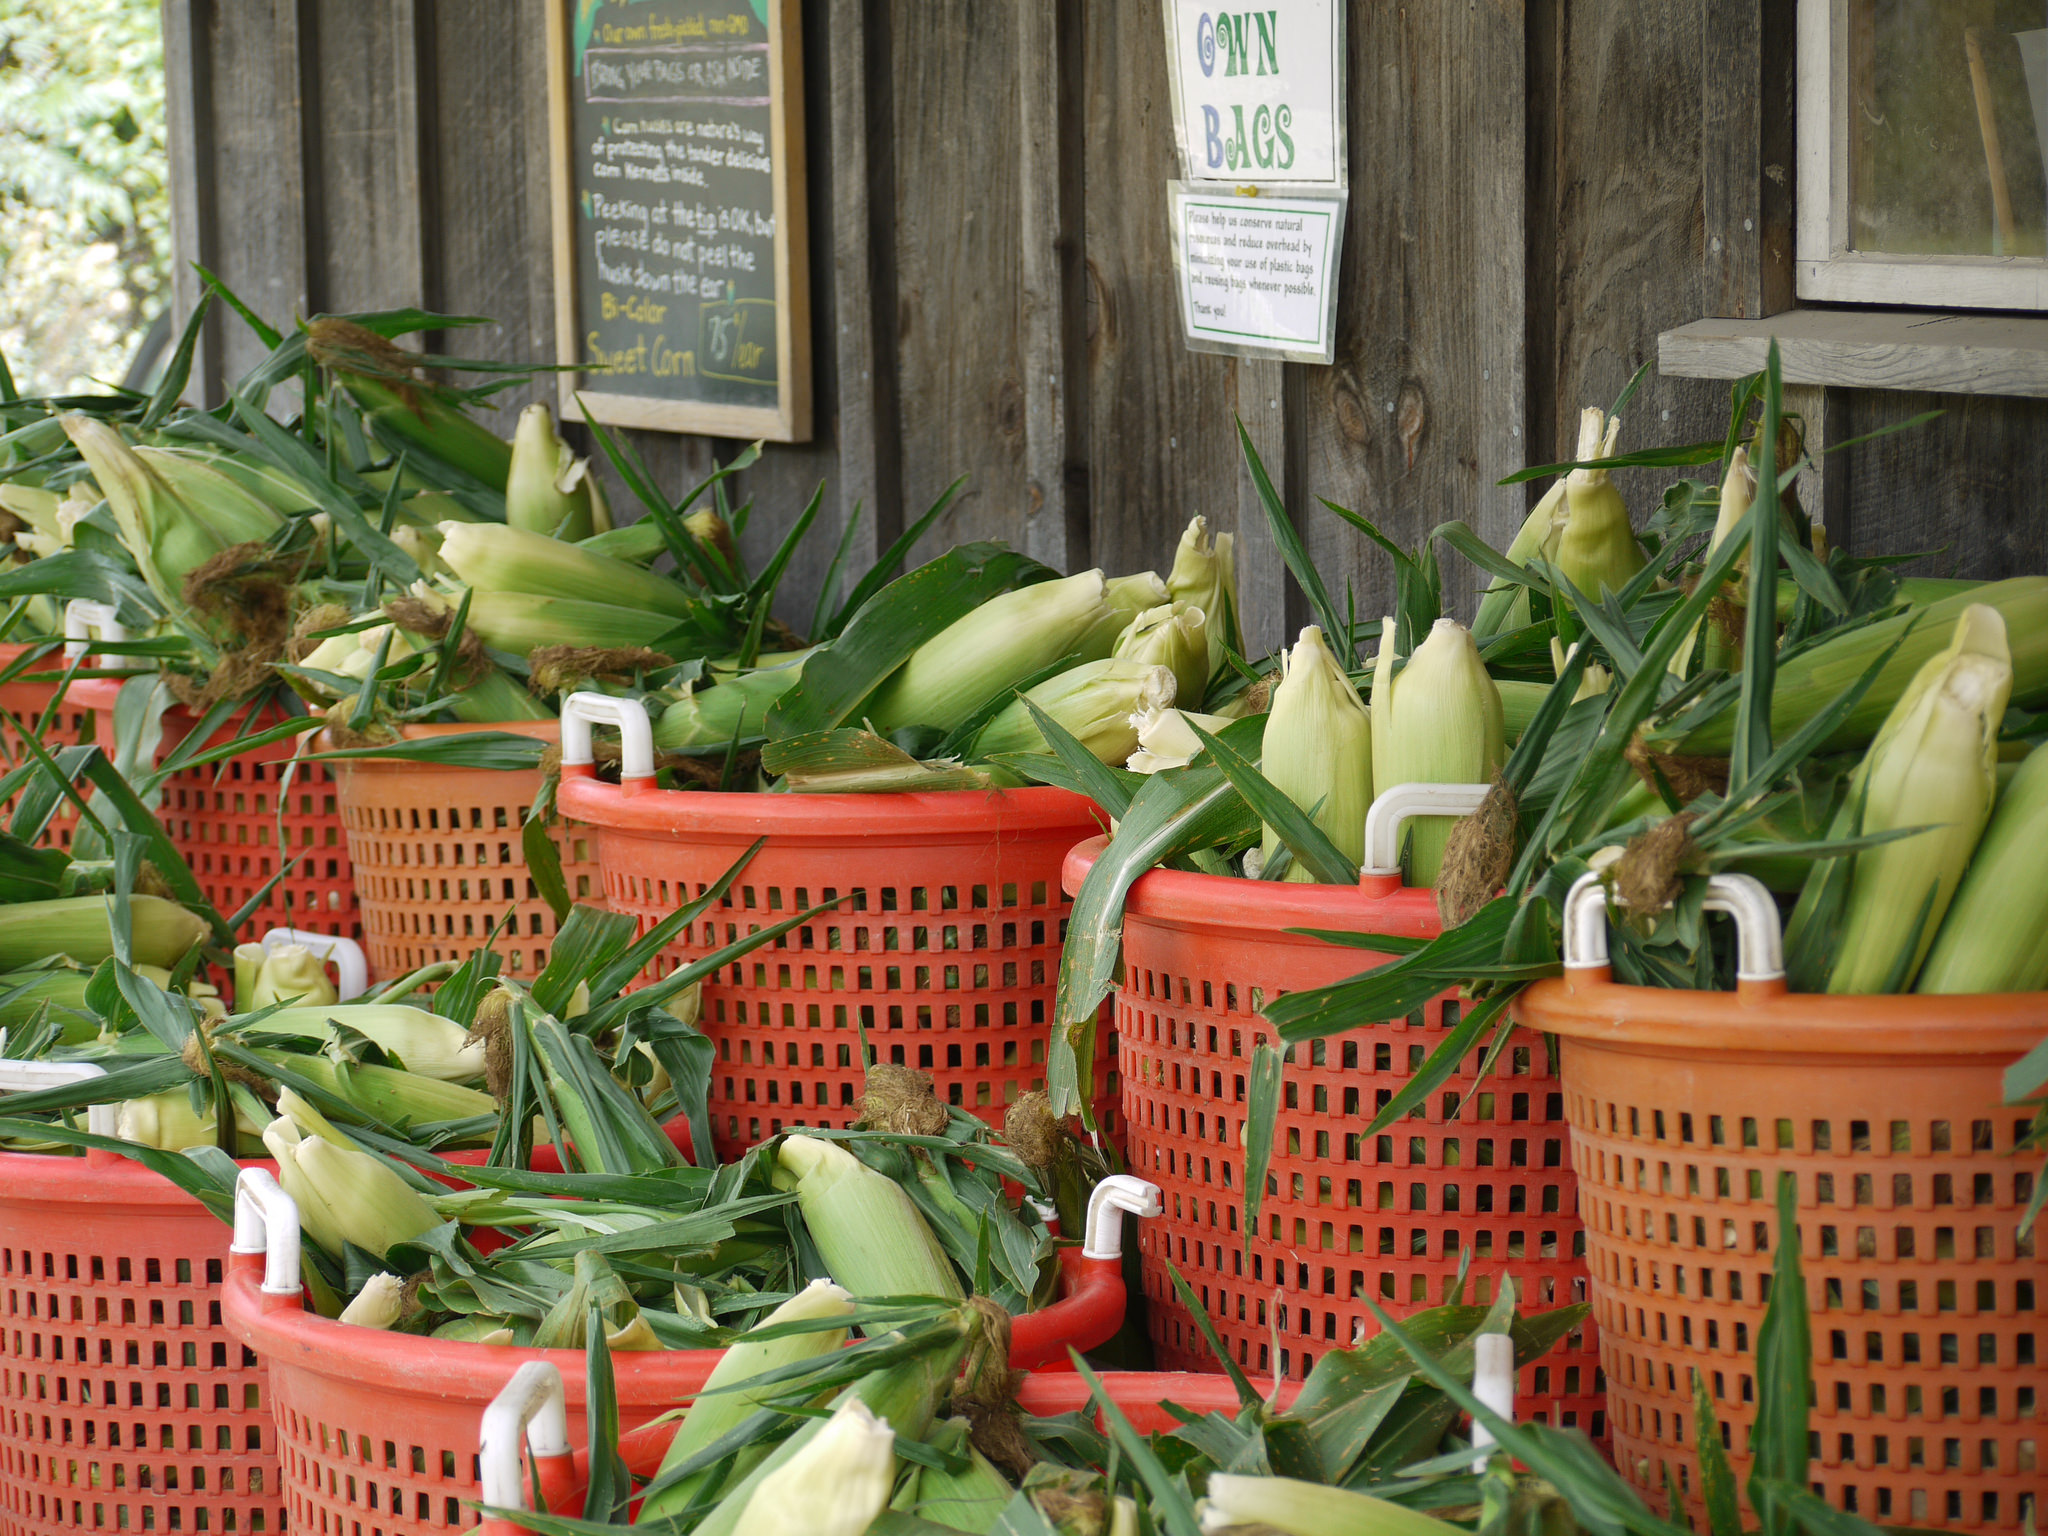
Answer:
[165,0,2046,638]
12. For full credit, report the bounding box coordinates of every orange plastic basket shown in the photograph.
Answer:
[1515,872,2047,1533]
[71,680,356,951]
[0,641,92,850]
[224,1168,1148,1536]
[553,695,1117,1160]
[0,1148,283,1536]
[328,723,602,983]
[1063,785,1605,1437]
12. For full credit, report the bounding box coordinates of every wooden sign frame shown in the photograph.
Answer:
[545,0,812,441]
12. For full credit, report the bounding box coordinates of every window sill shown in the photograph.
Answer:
[1657,308,2048,399]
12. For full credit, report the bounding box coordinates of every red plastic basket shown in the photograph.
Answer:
[329,723,602,983]
[553,695,1117,1160]
[0,1147,284,1536]
[476,1364,1305,1536]
[0,641,92,850]
[1064,785,1606,1438]
[71,679,356,951]
[1516,872,2048,1533]
[224,1167,1146,1536]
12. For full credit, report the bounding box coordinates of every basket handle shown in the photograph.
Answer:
[1561,869,1784,983]
[256,928,369,1001]
[231,1166,305,1297]
[62,599,129,668]
[560,691,655,782]
[1083,1175,1162,1260]
[1360,783,1494,883]
[1468,1331,1516,1468]
[479,1361,573,1518]
[0,1057,116,1137]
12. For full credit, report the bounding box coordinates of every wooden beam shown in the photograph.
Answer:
[1660,309,2048,398]
[162,0,222,403]
[1017,0,1088,572]
[826,0,901,566]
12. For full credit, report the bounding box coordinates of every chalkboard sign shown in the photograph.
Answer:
[546,0,811,441]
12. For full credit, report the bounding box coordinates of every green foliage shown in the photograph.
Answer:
[0,0,169,395]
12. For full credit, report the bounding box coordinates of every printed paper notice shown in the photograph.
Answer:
[1171,187,1343,363]
[1163,1,1343,188]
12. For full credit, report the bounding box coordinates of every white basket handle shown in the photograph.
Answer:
[560,692,655,781]
[1361,783,1494,880]
[257,928,369,1001]
[1562,869,1784,983]
[479,1361,573,1513]
[231,1166,304,1296]
[63,599,129,667]
[0,1058,116,1137]
[1083,1174,1162,1260]
[1469,1331,1517,1467]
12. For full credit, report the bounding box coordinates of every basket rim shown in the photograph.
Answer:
[0,1146,230,1208]
[1516,972,2047,1056]
[319,720,562,750]
[559,771,1107,840]
[222,1246,1121,1402]
[1062,834,1442,940]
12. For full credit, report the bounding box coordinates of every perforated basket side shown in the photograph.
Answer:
[329,725,597,983]
[74,682,357,951]
[0,1154,282,1536]
[0,643,89,852]
[1520,972,2048,1536]
[562,779,1116,1159]
[1091,842,1606,1436]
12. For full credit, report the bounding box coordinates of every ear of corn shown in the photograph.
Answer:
[912,1419,1012,1533]
[1166,516,1244,671]
[775,1134,963,1301]
[131,447,286,546]
[1261,625,1372,881]
[1198,1474,1460,1536]
[1472,477,1567,640]
[422,587,680,657]
[1112,601,1210,704]
[505,405,595,540]
[248,945,338,1010]
[258,1049,498,1126]
[0,895,208,972]
[969,658,1176,766]
[1665,576,2048,756]
[307,319,514,490]
[640,1279,857,1520]
[243,1003,486,1082]
[116,1089,262,1152]
[437,520,696,618]
[732,1398,898,1536]
[337,1273,407,1329]
[862,569,1117,735]
[1104,571,1170,636]
[1549,407,1647,602]
[653,659,811,754]
[1824,603,2011,994]
[62,416,234,612]
[578,521,668,564]
[260,1094,442,1259]
[1918,744,2048,993]
[1371,617,1505,886]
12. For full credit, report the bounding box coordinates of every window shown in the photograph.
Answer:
[1797,0,2048,307]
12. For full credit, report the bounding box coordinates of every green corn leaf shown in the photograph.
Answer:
[1183,718,1355,884]
[1242,1040,1283,1261]
[1238,418,1348,659]
[830,475,968,636]
[1692,1369,1743,1536]
[1747,1172,1809,1536]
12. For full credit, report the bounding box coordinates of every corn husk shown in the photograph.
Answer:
[733,1398,897,1536]
[1166,516,1243,672]
[1918,743,2048,993]
[653,657,811,753]
[504,405,596,540]
[116,1089,263,1151]
[243,1003,485,1081]
[774,1134,961,1300]
[437,520,695,617]
[420,586,680,657]
[338,1273,407,1329]
[863,569,1117,735]
[970,659,1176,766]
[1550,407,1647,601]
[1826,604,2010,994]
[247,944,338,1010]
[1198,1473,1458,1536]
[0,895,208,971]
[1113,602,1209,705]
[1126,706,1236,774]
[1261,626,1372,881]
[1370,617,1505,886]
[260,1091,442,1259]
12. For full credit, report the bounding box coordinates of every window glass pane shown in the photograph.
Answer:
[1849,0,2048,261]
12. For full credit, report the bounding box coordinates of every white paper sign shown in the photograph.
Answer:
[1170,185,1344,363]
[1163,1,1343,188]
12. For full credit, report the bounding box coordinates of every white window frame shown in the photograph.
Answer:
[1796,0,2048,310]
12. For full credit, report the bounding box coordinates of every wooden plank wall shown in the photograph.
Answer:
[165,0,2048,646]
